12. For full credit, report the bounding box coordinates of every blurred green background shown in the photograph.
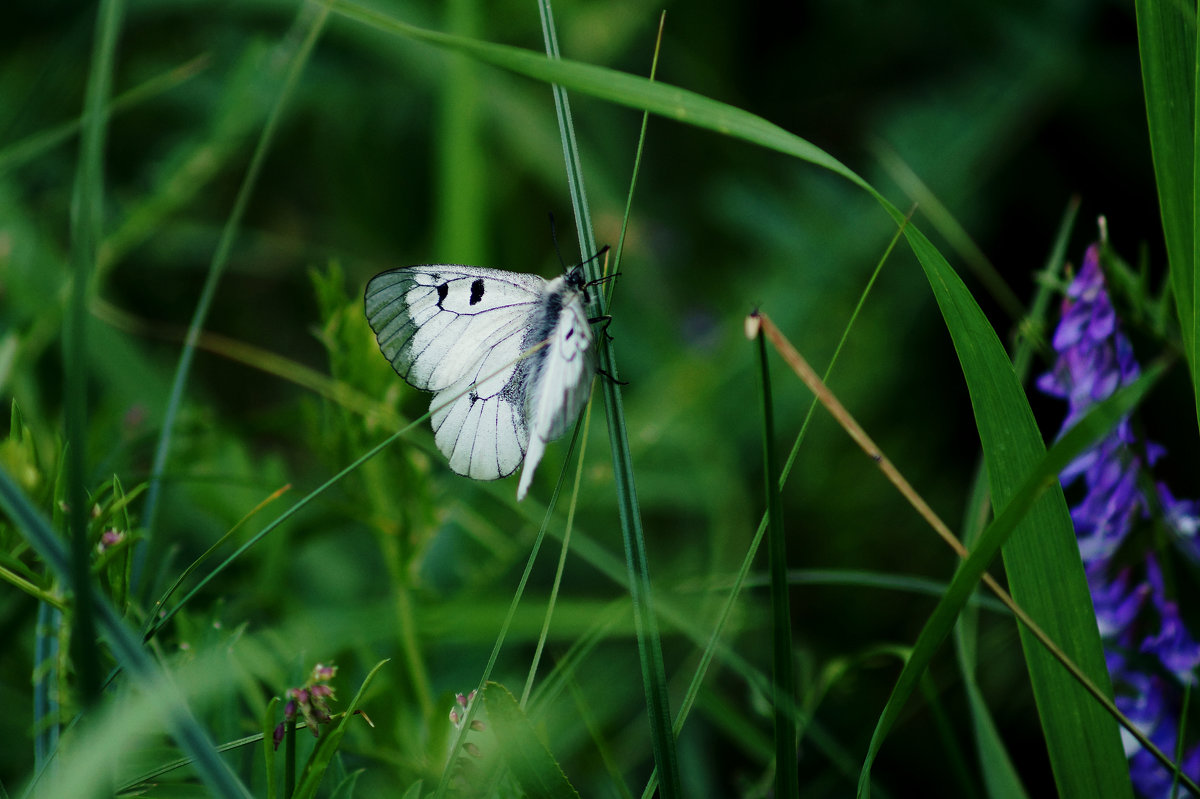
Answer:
[0,0,1184,795]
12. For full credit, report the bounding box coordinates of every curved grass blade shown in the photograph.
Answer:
[321,5,1138,791]
[904,227,1133,797]
[953,195,1078,799]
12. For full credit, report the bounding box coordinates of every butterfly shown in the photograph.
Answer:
[365,256,605,500]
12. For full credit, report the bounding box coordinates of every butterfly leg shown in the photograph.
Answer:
[596,366,629,386]
[589,314,615,341]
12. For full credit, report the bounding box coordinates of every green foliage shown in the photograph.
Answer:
[1,0,1197,797]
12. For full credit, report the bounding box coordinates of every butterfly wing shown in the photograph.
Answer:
[365,265,548,481]
[516,276,597,500]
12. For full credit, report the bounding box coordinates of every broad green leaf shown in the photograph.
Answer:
[484,682,581,799]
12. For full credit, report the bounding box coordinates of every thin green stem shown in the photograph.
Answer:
[755,317,798,799]
[66,0,125,709]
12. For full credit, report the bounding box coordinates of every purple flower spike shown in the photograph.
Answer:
[1040,239,1200,796]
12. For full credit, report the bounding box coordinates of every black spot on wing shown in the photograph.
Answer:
[470,279,485,306]
[436,282,449,307]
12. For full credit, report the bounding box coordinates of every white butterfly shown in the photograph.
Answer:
[365,259,601,500]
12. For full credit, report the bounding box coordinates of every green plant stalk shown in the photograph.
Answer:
[65,0,125,710]
[285,717,297,799]
[645,220,907,798]
[262,697,280,799]
[435,0,486,261]
[755,321,798,799]
[137,1,329,584]
[384,541,435,719]
[522,11,664,714]
[521,402,593,707]
[919,674,979,799]
[535,1,681,794]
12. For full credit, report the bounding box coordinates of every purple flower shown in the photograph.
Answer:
[1088,564,1148,639]
[1140,558,1200,685]
[1071,453,1142,562]
[1159,484,1200,561]
[273,662,338,749]
[1040,240,1200,796]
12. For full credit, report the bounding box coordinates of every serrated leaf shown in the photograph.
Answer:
[483,682,581,799]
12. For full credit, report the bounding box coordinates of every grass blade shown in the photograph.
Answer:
[534,1,681,794]
[1136,0,1199,422]
[65,0,125,708]
[751,315,798,799]
[902,226,1132,797]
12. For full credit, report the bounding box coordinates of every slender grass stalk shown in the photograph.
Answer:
[642,222,909,797]
[521,9,666,715]
[535,1,681,793]
[752,315,798,799]
[605,10,665,310]
[285,717,297,799]
[65,0,125,709]
[136,1,330,587]
[435,0,485,261]
[262,697,281,799]
[918,674,979,799]
[520,398,594,707]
